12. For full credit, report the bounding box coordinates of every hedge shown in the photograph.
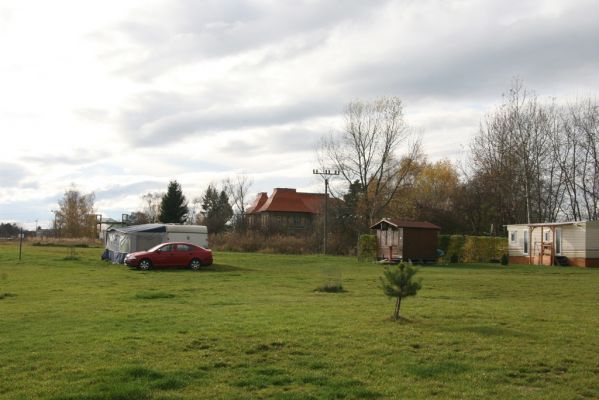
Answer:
[438,235,508,263]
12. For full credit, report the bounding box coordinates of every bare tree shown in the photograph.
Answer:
[141,192,163,223]
[469,81,564,226]
[53,185,96,238]
[557,98,599,220]
[223,173,253,232]
[319,96,420,226]
[189,197,203,225]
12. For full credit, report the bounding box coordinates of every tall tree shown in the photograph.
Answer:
[128,211,150,225]
[223,173,253,232]
[53,186,96,238]
[469,80,564,227]
[200,185,233,234]
[141,192,163,223]
[557,99,599,220]
[0,223,21,238]
[159,181,189,223]
[319,96,420,229]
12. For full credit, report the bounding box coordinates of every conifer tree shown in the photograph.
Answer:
[380,262,422,320]
[159,180,189,223]
[200,185,233,234]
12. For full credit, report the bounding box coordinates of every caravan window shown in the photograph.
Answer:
[556,228,562,255]
[510,231,517,242]
[523,230,529,255]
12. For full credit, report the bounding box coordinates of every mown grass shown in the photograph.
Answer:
[1,243,599,399]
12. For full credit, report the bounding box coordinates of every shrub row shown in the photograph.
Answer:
[209,232,319,255]
[438,235,508,263]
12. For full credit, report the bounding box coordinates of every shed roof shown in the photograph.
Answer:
[370,218,441,230]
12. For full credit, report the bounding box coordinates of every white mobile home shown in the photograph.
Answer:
[506,221,599,267]
[102,223,208,263]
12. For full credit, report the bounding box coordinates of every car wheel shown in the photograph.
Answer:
[189,258,202,271]
[139,259,152,271]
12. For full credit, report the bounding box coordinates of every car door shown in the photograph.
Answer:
[174,244,193,266]
[153,244,174,266]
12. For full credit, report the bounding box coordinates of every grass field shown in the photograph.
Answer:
[1,244,599,399]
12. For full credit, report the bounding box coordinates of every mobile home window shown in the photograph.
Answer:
[544,230,550,242]
[556,228,562,255]
[510,231,517,242]
[523,230,529,255]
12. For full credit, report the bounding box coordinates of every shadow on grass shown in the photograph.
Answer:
[51,365,190,400]
[134,292,176,300]
[444,324,531,338]
[386,316,414,324]
[128,263,249,273]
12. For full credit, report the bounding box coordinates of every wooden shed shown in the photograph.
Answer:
[506,220,599,267]
[370,219,441,262]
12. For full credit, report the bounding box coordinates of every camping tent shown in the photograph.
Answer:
[102,223,208,263]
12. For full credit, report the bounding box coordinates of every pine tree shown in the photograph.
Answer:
[159,181,189,223]
[201,185,233,234]
[380,262,422,320]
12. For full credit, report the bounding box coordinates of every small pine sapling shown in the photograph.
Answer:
[380,262,422,321]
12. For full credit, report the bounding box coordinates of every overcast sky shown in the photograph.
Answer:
[1,0,598,229]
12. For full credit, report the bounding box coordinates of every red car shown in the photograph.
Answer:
[124,242,213,271]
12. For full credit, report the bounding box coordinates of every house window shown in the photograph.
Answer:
[556,228,562,255]
[523,230,529,255]
[510,231,517,242]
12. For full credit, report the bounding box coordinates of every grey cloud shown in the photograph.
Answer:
[219,127,320,156]
[337,2,599,102]
[0,162,27,187]
[23,150,108,166]
[0,196,58,223]
[92,0,387,79]
[94,180,165,201]
[119,95,339,146]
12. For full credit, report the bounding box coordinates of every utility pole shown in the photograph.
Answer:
[312,169,339,255]
[19,226,23,261]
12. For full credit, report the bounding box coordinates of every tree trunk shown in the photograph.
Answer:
[394,296,402,320]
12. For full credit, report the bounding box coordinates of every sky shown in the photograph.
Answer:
[1,0,599,229]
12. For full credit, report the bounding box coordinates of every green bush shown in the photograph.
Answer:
[357,235,378,262]
[439,235,508,264]
[501,254,509,265]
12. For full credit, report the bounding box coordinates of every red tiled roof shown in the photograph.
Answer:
[296,192,326,213]
[370,218,441,230]
[256,188,314,213]
[246,192,268,215]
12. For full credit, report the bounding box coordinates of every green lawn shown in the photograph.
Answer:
[1,244,598,399]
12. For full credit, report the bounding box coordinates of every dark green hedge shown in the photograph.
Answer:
[438,235,508,263]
